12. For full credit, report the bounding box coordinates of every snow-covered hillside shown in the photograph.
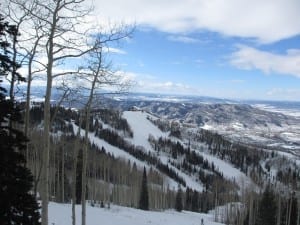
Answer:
[199,152,251,185]
[123,111,169,152]
[72,112,205,191]
[74,110,258,193]
[49,202,224,225]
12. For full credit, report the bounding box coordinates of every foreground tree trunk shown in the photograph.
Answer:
[72,114,82,225]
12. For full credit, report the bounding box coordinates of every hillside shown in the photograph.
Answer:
[25,102,300,224]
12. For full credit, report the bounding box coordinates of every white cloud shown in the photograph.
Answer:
[230,45,300,77]
[90,0,300,43]
[123,72,199,94]
[167,35,199,44]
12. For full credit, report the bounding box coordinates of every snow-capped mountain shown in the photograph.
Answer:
[25,86,300,155]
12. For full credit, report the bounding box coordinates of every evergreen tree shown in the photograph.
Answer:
[0,14,40,225]
[175,186,183,212]
[255,185,277,225]
[289,194,298,225]
[139,167,149,210]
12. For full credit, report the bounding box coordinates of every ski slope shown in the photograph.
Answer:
[123,111,169,152]
[199,152,253,188]
[72,110,251,192]
[49,202,225,225]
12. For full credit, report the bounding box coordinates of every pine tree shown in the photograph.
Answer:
[175,186,183,212]
[255,185,277,225]
[139,167,149,210]
[289,194,298,225]
[0,14,40,225]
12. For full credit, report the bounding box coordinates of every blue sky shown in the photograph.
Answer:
[91,0,300,101]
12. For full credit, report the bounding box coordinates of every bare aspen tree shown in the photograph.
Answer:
[28,1,95,224]
[3,1,95,223]
[5,1,134,224]
[71,113,82,225]
[4,0,45,137]
[74,25,133,225]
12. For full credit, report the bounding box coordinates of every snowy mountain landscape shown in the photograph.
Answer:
[42,92,299,224]
[2,1,300,225]
[7,85,300,225]
[99,93,300,154]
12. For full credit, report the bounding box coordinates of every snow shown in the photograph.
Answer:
[72,124,148,170]
[199,152,252,188]
[253,104,300,118]
[167,163,204,192]
[72,110,252,193]
[202,124,213,130]
[49,202,225,225]
[72,124,181,190]
[231,122,244,130]
[279,132,300,142]
[123,111,169,152]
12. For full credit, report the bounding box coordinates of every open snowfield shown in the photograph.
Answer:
[49,202,224,225]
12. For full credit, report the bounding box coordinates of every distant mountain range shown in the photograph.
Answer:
[15,85,300,153]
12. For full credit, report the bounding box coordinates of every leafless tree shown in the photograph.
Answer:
[73,26,133,224]
[24,1,95,224]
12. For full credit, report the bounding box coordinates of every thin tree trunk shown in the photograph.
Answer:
[24,72,32,163]
[81,49,100,225]
[62,143,65,203]
[277,194,281,225]
[72,114,82,225]
[81,111,87,225]
[82,109,90,225]
[41,74,52,225]
[9,32,18,102]
[24,34,41,164]
[41,1,60,223]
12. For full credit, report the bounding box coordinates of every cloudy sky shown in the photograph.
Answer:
[91,0,300,101]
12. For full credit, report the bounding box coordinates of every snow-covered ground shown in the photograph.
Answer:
[72,121,204,191]
[123,111,169,152]
[49,202,224,225]
[198,152,253,189]
[72,124,149,170]
[253,104,300,118]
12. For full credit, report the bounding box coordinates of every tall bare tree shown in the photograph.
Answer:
[4,1,133,224]
[3,0,47,165]
[27,1,94,224]
[76,27,133,224]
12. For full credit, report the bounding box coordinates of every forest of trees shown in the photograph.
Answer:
[23,104,300,225]
[1,0,300,224]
